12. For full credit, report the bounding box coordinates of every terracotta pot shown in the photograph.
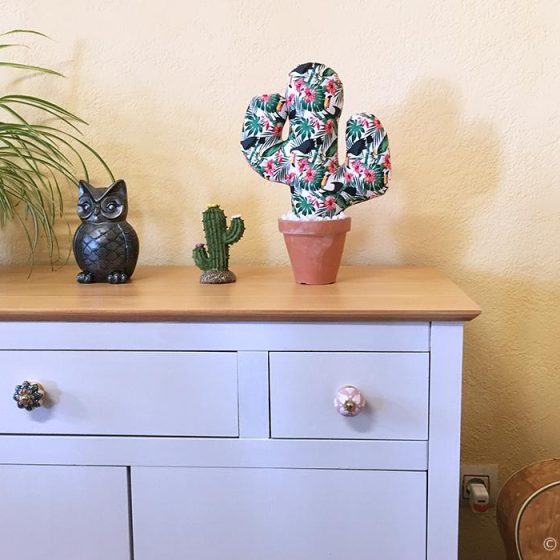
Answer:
[278,217,351,285]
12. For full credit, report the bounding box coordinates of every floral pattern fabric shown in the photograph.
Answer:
[241,62,391,218]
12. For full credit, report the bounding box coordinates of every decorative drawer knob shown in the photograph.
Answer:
[334,385,366,417]
[13,381,44,411]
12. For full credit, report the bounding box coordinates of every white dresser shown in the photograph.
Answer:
[0,266,479,560]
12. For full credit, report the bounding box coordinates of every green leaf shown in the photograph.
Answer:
[294,118,314,139]
[0,43,28,51]
[377,134,389,154]
[244,113,260,136]
[347,119,364,140]
[1,98,84,133]
[261,142,284,158]
[325,142,337,158]
[0,28,113,266]
[2,95,88,124]
[294,196,314,216]
[36,126,114,181]
[0,61,63,77]
[1,29,51,39]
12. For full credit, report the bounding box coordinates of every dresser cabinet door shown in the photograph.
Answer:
[132,467,426,560]
[0,465,130,560]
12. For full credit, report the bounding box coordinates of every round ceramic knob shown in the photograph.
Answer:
[13,381,44,411]
[334,385,366,417]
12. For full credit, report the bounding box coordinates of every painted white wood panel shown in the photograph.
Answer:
[0,436,428,470]
[427,322,464,560]
[0,321,430,351]
[0,465,129,560]
[270,352,429,440]
[0,351,238,436]
[132,467,427,560]
[237,352,270,437]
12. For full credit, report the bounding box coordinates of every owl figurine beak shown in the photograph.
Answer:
[88,205,103,223]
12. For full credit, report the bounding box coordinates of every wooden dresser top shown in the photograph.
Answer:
[0,266,480,322]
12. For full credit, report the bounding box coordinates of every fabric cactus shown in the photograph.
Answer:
[193,205,245,284]
[241,62,391,218]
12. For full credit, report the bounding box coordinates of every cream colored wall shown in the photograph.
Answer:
[2,0,559,557]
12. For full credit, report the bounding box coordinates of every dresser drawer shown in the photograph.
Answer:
[270,352,429,440]
[0,351,238,437]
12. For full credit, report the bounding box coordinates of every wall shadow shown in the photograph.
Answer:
[390,78,501,268]
[378,79,509,558]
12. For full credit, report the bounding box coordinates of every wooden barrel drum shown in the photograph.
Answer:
[497,459,560,559]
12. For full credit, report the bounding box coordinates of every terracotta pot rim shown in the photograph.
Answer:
[278,216,351,235]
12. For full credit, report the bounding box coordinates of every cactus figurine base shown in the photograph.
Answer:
[193,205,245,285]
[199,269,237,284]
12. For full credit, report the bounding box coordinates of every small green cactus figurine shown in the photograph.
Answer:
[193,205,245,284]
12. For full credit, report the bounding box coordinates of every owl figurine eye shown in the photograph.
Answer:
[77,197,94,218]
[101,197,123,219]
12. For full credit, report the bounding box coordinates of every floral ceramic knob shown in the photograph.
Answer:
[334,385,366,417]
[13,381,44,411]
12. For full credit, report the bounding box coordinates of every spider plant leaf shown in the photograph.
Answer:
[2,127,74,168]
[1,129,74,174]
[0,44,29,51]
[0,166,49,201]
[11,209,37,266]
[4,139,50,209]
[0,28,113,266]
[1,30,51,39]
[0,100,83,134]
[21,126,90,180]
[47,167,65,218]
[0,181,15,223]
[7,149,48,211]
[0,103,32,124]
[2,135,77,183]
[0,61,64,77]
[2,95,88,125]
[35,125,114,181]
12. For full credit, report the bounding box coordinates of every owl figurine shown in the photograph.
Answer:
[73,179,139,284]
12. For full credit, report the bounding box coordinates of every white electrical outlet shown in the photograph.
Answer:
[460,464,499,506]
